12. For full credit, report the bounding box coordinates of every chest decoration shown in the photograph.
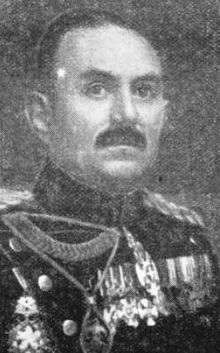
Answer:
[98,228,169,334]
[8,293,53,353]
[3,212,217,353]
[78,228,168,353]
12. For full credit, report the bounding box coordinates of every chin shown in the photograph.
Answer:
[101,160,145,179]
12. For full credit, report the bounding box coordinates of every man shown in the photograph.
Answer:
[0,9,219,353]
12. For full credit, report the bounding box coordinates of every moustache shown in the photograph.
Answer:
[95,125,147,150]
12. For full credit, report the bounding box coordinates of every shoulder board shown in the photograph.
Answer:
[0,188,33,212]
[143,189,204,227]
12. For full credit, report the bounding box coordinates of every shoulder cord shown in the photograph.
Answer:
[2,212,119,263]
[2,211,120,299]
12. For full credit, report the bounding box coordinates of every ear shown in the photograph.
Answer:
[24,91,52,144]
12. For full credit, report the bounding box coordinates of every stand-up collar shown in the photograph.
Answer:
[33,161,144,227]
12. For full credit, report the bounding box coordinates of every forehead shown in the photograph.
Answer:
[55,24,162,79]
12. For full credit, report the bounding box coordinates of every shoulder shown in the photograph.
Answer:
[140,189,214,259]
[0,188,34,213]
[141,190,220,293]
[0,189,40,287]
[143,189,205,228]
[0,188,37,258]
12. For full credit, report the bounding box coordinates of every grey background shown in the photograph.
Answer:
[0,1,219,254]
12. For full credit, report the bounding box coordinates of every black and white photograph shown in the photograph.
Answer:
[0,1,219,352]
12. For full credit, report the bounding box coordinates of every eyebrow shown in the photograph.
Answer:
[80,69,115,82]
[80,69,163,83]
[132,74,164,85]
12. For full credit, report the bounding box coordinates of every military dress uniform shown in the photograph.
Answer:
[0,161,219,353]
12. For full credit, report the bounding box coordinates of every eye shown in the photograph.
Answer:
[83,82,107,98]
[133,83,154,100]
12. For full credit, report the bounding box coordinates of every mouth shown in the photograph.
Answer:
[95,127,146,150]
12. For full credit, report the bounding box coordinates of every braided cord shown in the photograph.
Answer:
[27,212,114,232]
[2,212,121,303]
[3,213,89,297]
[2,212,120,263]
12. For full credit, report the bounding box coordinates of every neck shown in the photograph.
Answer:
[33,160,144,226]
[54,162,148,198]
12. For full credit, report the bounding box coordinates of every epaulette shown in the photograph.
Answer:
[0,188,33,212]
[143,189,204,227]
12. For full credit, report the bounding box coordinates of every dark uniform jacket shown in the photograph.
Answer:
[0,161,219,353]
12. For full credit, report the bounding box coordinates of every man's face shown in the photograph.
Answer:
[49,24,167,191]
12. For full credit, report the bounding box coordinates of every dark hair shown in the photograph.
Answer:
[33,8,148,80]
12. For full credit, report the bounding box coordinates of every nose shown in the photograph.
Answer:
[111,86,138,124]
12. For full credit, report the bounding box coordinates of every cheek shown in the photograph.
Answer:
[54,95,112,151]
[139,100,166,133]
[64,94,111,128]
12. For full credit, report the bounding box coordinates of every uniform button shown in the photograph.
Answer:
[87,296,96,305]
[147,317,156,326]
[9,238,23,252]
[38,275,52,291]
[199,315,211,327]
[63,320,78,336]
